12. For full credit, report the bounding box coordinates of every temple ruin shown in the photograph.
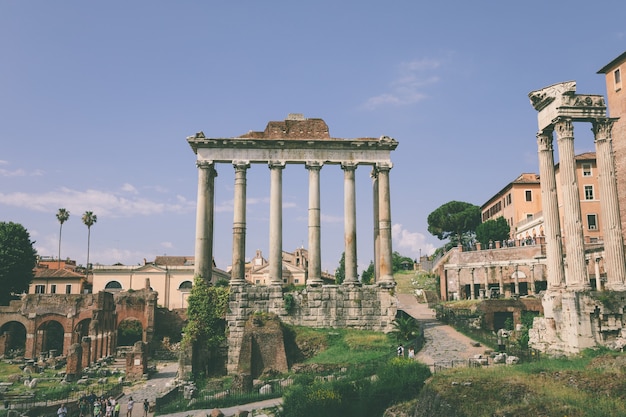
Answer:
[528,81,626,354]
[187,114,399,374]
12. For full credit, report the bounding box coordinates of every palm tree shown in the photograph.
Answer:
[82,211,97,280]
[55,208,70,269]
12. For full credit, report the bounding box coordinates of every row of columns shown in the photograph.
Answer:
[452,263,540,300]
[194,160,395,286]
[537,117,626,291]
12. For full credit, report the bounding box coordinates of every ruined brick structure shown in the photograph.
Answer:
[0,289,157,375]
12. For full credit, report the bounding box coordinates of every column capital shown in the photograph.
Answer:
[341,162,358,171]
[553,117,574,140]
[197,160,216,170]
[591,117,618,142]
[305,161,324,170]
[268,160,286,170]
[233,160,250,170]
[536,129,554,150]
[375,161,393,172]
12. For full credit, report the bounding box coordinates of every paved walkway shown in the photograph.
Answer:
[397,293,486,366]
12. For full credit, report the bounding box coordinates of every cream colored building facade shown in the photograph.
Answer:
[91,256,229,310]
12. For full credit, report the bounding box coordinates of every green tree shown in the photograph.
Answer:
[182,277,229,348]
[427,201,481,247]
[81,211,97,277]
[475,216,510,247]
[334,252,345,284]
[0,222,37,305]
[361,261,374,284]
[392,251,414,273]
[55,208,70,268]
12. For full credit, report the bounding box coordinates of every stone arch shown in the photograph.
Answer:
[0,321,27,357]
[37,320,65,356]
[117,318,143,347]
[73,319,91,345]
[105,281,123,291]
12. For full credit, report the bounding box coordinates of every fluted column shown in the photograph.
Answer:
[554,117,589,289]
[306,161,323,286]
[484,266,489,298]
[194,161,217,282]
[342,162,358,284]
[269,161,285,286]
[592,118,626,290]
[231,161,250,285]
[536,129,566,289]
[371,168,380,283]
[377,162,395,286]
[498,266,504,296]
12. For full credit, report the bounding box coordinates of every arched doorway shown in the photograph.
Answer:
[38,320,65,356]
[0,321,27,357]
[117,318,143,346]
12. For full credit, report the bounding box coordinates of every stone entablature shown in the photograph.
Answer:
[225,285,396,374]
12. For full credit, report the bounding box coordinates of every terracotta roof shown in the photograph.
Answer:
[33,267,85,280]
[153,256,195,266]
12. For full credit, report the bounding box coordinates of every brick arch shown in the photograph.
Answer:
[0,320,27,356]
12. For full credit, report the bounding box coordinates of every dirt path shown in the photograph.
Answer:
[397,294,486,366]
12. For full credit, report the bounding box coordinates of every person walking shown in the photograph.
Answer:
[142,399,149,417]
[126,397,134,417]
[57,403,68,417]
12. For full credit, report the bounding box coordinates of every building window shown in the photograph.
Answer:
[584,185,594,200]
[506,194,512,205]
[582,163,592,177]
[66,284,72,294]
[35,285,45,294]
[526,214,533,221]
[588,214,598,230]
[294,279,299,284]
[615,68,622,89]
[50,284,57,294]
[525,190,532,202]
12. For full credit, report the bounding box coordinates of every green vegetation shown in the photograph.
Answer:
[182,277,229,348]
[280,358,431,417]
[416,350,626,417]
[475,216,510,247]
[0,222,37,305]
[427,200,481,249]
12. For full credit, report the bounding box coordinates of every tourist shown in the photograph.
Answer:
[397,344,404,357]
[408,346,415,359]
[126,397,134,417]
[114,400,121,417]
[93,399,102,417]
[142,399,149,417]
[57,403,68,417]
[79,397,90,417]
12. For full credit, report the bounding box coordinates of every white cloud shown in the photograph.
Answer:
[121,183,138,193]
[362,58,442,110]
[392,223,437,259]
[0,186,195,218]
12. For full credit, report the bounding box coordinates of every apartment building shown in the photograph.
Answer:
[598,51,626,241]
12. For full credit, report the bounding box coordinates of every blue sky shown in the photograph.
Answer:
[1,1,625,275]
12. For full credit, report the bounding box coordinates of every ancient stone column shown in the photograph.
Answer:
[269,161,285,286]
[484,266,489,299]
[594,255,603,291]
[536,129,566,289]
[592,118,626,290]
[498,266,504,297]
[554,117,589,289]
[457,268,462,299]
[377,162,395,286]
[306,161,323,286]
[231,161,250,285]
[194,161,217,282]
[530,264,536,294]
[514,265,520,295]
[342,162,358,284]
[470,268,475,300]
[371,168,380,283]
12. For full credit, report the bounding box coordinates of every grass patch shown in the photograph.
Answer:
[299,328,394,365]
[416,351,626,417]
